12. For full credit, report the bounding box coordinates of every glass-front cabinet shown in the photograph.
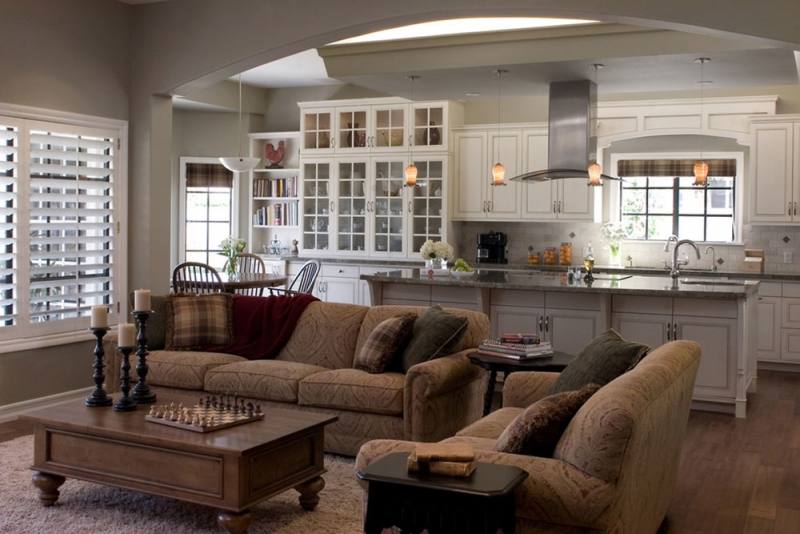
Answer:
[301,159,332,251]
[409,157,447,252]
[336,106,369,152]
[412,103,448,152]
[301,109,334,153]
[335,160,368,253]
[371,158,407,256]
[372,104,408,152]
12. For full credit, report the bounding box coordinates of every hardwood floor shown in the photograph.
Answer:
[1,370,798,533]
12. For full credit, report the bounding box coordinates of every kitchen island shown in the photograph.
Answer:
[363,270,759,418]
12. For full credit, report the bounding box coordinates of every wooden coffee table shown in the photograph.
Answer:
[22,400,337,533]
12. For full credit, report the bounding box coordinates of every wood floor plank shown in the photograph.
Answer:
[748,466,785,520]
[774,507,800,534]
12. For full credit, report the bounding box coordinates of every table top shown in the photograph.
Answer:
[218,272,288,290]
[22,398,337,454]
[468,350,574,372]
[357,452,528,498]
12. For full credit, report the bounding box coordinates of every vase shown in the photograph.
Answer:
[425,258,444,270]
[226,257,238,277]
[609,244,622,267]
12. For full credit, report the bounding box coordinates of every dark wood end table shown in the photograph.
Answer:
[357,452,527,534]
[469,350,574,416]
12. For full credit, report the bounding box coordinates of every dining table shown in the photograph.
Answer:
[217,272,288,293]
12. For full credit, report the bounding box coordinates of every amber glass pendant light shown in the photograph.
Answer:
[404,75,420,187]
[693,58,711,187]
[490,69,508,186]
[586,63,604,186]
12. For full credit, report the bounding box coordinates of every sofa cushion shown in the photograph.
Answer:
[277,302,368,369]
[549,329,649,395]
[456,407,523,440]
[298,369,405,416]
[494,384,600,457]
[146,351,246,390]
[165,293,234,349]
[354,314,416,373]
[204,360,328,403]
[400,306,468,372]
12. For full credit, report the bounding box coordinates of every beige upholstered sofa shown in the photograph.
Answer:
[108,302,489,456]
[356,340,701,533]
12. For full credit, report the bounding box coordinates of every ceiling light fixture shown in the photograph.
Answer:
[404,75,420,187]
[587,63,604,187]
[219,74,260,173]
[490,69,508,187]
[693,57,711,187]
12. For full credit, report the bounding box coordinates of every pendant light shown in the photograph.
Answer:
[587,63,604,187]
[693,58,711,187]
[490,69,508,186]
[403,75,420,187]
[219,74,260,173]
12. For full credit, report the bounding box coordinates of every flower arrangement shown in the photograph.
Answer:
[419,240,454,262]
[219,237,247,276]
[600,222,627,265]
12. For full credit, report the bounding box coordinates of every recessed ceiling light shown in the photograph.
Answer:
[331,17,597,45]
[464,92,481,97]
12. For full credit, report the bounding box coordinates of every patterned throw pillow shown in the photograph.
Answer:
[354,314,417,374]
[494,383,600,457]
[400,305,469,372]
[165,293,234,350]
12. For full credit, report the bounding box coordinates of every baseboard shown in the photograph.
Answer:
[690,400,735,416]
[0,387,92,423]
[758,361,800,373]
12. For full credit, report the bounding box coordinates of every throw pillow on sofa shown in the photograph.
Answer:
[165,293,234,350]
[549,329,649,395]
[494,383,600,457]
[354,314,417,373]
[400,305,468,372]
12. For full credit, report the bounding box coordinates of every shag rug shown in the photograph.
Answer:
[0,435,364,533]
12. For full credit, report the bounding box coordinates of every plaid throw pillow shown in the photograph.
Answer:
[354,314,416,374]
[165,293,234,350]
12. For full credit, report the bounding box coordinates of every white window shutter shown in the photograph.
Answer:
[0,124,18,326]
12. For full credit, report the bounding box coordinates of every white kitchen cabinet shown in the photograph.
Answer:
[780,329,800,362]
[521,129,556,220]
[559,179,594,220]
[452,130,487,219]
[546,308,602,356]
[301,159,333,252]
[490,306,544,338]
[372,103,408,152]
[317,277,358,304]
[612,312,671,348]
[749,120,798,224]
[301,108,335,154]
[782,297,800,328]
[332,159,369,254]
[756,296,781,361]
[370,157,408,257]
[335,105,370,153]
[411,102,448,152]
[676,316,738,398]
[409,157,448,254]
[486,130,523,219]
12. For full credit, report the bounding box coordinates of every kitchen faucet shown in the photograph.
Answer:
[705,246,717,271]
[671,239,701,278]
[663,234,679,253]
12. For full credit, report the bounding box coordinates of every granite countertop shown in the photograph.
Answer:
[361,270,759,299]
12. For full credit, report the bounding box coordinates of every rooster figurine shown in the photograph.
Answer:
[264,140,285,168]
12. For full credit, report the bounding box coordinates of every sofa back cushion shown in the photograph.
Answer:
[165,293,234,349]
[276,301,368,369]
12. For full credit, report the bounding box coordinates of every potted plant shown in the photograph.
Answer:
[219,237,247,277]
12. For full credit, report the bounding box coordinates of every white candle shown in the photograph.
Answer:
[134,289,151,312]
[90,305,108,329]
[118,323,136,348]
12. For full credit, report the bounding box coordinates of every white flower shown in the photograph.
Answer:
[601,222,627,245]
[419,240,453,260]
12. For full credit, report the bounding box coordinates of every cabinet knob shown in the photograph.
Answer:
[666,322,672,341]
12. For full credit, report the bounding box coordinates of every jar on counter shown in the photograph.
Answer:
[559,242,573,265]
[527,251,541,265]
[543,247,558,265]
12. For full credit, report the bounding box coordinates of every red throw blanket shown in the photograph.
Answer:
[204,293,318,360]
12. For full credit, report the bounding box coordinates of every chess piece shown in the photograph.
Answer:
[148,406,155,417]
[256,404,263,415]
[210,416,216,426]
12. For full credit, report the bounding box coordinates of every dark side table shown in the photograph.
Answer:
[357,452,527,534]
[468,351,574,416]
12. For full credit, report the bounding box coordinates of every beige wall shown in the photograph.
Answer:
[263,85,387,131]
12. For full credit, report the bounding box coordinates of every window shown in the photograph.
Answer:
[180,160,236,269]
[618,159,736,242]
[0,108,126,343]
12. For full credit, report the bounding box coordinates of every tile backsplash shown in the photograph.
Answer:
[453,222,800,274]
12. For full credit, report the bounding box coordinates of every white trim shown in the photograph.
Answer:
[0,386,93,422]
[0,102,127,131]
[248,131,301,139]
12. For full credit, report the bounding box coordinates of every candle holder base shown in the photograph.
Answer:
[113,346,137,413]
[86,327,113,408]
[85,395,113,408]
[131,390,157,405]
[112,397,138,412]
[132,310,156,405]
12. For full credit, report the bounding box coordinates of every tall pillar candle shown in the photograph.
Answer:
[134,289,151,312]
[118,323,136,348]
[90,305,109,329]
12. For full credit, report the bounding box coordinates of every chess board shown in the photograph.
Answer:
[145,396,264,433]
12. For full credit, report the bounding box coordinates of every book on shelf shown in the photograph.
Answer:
[252,202,298,226]
[253,176,298,198]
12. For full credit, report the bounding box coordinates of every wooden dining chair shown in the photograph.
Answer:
[223,252,267,296]
[171,262,224,294]
[269,260,321,296]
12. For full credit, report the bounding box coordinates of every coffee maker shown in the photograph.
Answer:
[477,231,508,264]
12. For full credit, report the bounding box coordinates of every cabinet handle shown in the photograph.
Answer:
[488,200,493,212]
[666,322,672,341]
[408,200,413,214]
[557,200,562,213]
[673,323,678,340]
[545,316,549,333]
[408,134,413,146]
[330,138,335,149]
[795,202,798,216]
[538,316,543,333]
[790,202,794,216]
[553,200,557,214]
[330,200,335,212]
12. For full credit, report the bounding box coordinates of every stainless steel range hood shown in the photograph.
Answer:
[511,79,618,183]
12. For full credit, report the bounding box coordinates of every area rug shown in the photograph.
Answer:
[0,435,363,533]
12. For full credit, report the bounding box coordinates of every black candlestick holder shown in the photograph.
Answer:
[85,327,113,407]
[113,346,137,412]
[131,310,156,404]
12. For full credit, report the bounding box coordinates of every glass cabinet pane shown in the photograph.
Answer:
[410,159,445,253]
[303,111,332,150]
[338,110,368,149]
[372,160,405,254]
[413,106,444,148]
[374,106,406,149]
[302,162,330,250]
[336,161,367,252]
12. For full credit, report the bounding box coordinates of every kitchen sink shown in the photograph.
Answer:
[679,278,747,286]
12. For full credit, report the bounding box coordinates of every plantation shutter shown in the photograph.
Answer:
[0,122,18,327]
[27,123,116,324]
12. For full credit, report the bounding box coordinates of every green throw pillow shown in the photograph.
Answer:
[548,329,649,395]
[400,306,468,372]
[129,293,167,350]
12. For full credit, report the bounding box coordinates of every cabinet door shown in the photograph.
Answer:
[409,157,446,255]
[333,159,368,254]
[521,129,556,220]
[372,104,408,152]
[675,316,737,397]
[558,179,594,220]
[490,306,544,339]
[795,123,800,220]
[335,106,370,153]
[756,296,781,361]
[486,131,522,219]
[781,328,800,362]
[612,312,671,348]
[300,159,332,252]
[320,277,358,304]
[301,109,334,154]
[452,131,487,219]
[750,123,793,223]
[782,297,800,328]
[411,103,447,152]
[547,309,602,356]
[370,158,407,257]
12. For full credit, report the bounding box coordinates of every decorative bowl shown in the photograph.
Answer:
[449,270,476,279]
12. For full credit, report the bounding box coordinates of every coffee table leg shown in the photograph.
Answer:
[295,476,325,511]
[217,510,253,534]
[32,472,66,506]
[483,369,498,416]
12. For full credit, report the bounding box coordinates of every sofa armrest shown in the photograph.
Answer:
[502,371,560,408]
[403,349,485,442]
[356,439,614,530]
[102,332,120,393]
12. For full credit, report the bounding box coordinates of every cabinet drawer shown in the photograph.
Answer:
[612,295,672,315]
[359,266,412,277]
[781,328,800,362]
[782,283,800,298]
[758,282,782,297]
[673,298,737,319]
[490,289,545,307]
[321,264,359,278]
[545,292,603,311]
[383,283,430,302]
[432,286,478,304]
[782,298,800,328]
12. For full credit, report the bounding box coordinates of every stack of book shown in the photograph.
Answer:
[407,442,476,478]
[477,334,554,360]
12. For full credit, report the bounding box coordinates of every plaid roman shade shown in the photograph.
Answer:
[354,314,417,374]
[185,163,233,188]
[165,293,234,349]
[617,159,736,177]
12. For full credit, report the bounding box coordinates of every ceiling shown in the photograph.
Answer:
[239,49,339,88]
